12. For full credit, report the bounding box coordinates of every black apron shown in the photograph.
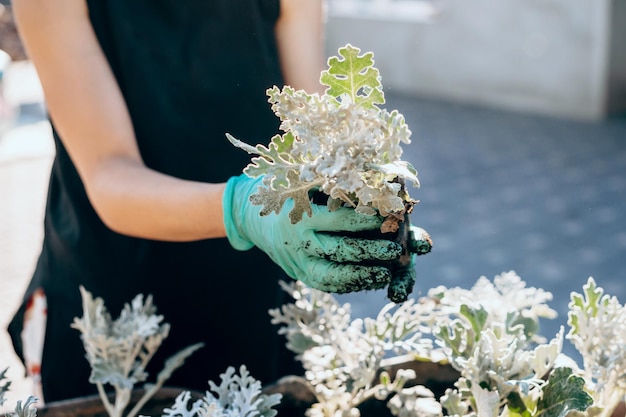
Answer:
[8,0,301,402]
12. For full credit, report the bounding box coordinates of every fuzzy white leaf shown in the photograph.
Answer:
[471,385,499,417]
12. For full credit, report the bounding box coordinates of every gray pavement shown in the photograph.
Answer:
[0,60,625,407]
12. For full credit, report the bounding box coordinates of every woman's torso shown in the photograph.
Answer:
[15,0,299,399]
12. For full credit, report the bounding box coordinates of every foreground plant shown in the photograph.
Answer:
[72,286,203,417]
[269,280,441,417]
[568,277,626,417]
[160,365,281,417]
[0,367,10,407]
[228,44,428,302]
[271,272,602,417]
[1,367,38,417]
[73,288,281,417]
[431,273,592,417]
[6,397,38,417]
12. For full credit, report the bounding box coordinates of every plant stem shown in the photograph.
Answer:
[599,388,624,417]
[123,339,144,379]
[335,188,356,208]
[97,383,117,417]
[114,386,131,417]
[125,379,166,417]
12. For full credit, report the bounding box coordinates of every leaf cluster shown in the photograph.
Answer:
[269,280,441,417]
[422,272,592,417]
[0,367,10,407]
[7,397,38,417]
[227,44,418,224]
[567,277,626,417]
[0,368,39,417]
[161,366,281,417]
[271,272,599,417]
[71,286,203,417]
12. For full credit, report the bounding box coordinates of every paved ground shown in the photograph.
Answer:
[0,60,625,410]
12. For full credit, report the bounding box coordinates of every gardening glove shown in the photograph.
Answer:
[223,174,403,293]
[386,224,432,303]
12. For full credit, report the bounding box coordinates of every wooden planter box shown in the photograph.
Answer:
[35,359,459,417]
[38,360,458,417]
[37,388,201,417]
[35,361,626,417]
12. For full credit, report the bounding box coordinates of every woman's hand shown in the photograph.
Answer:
[223,174,404,293]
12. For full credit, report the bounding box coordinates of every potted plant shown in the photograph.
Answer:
[0,286,281,417]
[265,273,625,417]
[227,43,431,303]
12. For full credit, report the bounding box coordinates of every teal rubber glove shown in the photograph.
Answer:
[223,174,403,293]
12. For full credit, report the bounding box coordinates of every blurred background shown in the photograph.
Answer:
[1,0,625,410]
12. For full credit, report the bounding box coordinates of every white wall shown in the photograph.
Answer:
[325,0,624,120]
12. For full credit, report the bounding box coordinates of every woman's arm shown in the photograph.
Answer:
[12,0,326,242]
[12,0,227,242]
[275,0,326,94]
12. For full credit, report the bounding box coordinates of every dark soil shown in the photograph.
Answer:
[310,186,430,303]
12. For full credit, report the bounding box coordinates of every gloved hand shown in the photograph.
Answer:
[223,174,403,293]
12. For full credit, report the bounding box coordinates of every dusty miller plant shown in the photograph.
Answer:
[1,367,38,417]
[430,272,592,417]
[5,397,38,417]
[567,277,626,417]
[270,272,599,417]
[228,43,428,303]
[158,365,281,417]
[0,367,10,407]
[227,43,418,227]
[269,280,442,417]
[73,287,281,417]
[72,286,203,417]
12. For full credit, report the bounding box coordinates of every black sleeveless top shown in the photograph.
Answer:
[10,0,301,401]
